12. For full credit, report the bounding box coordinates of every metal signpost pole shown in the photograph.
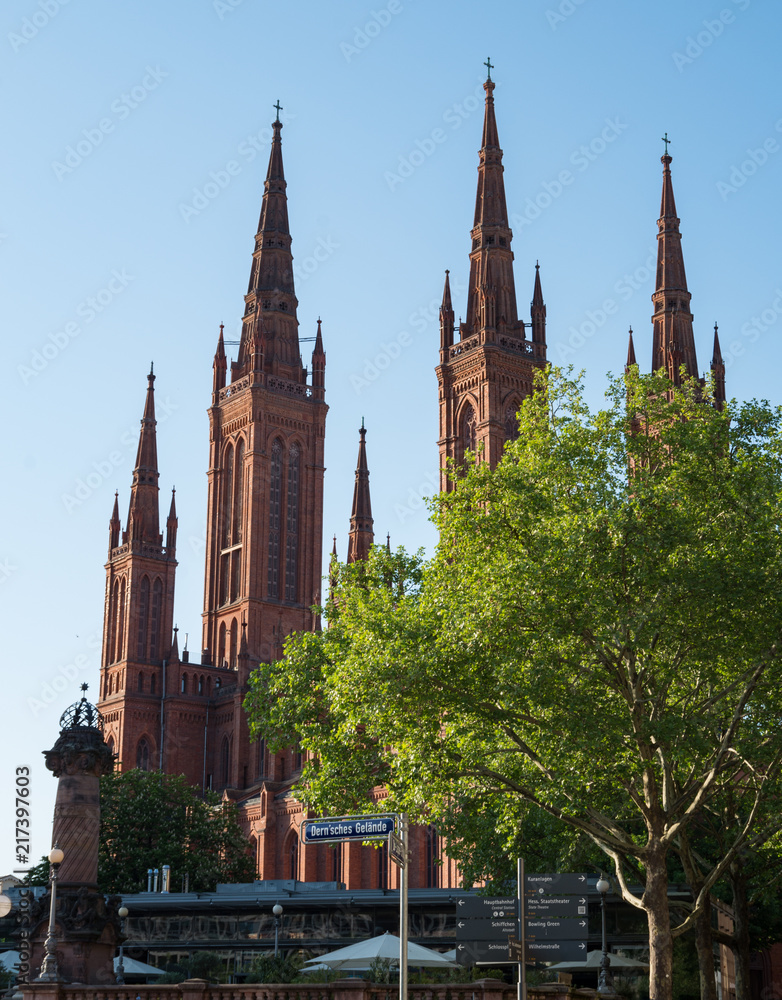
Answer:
[518,857,526,1000]
[400,813,408,1000]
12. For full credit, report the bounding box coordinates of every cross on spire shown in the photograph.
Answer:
[661,132,671,155]
[274,100,282,123]
[484,57,494,81]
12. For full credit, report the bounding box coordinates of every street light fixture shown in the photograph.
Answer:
[116,906,129,984]
[36,845,65,982]
[596,875,613,995]
[272,904,283,958]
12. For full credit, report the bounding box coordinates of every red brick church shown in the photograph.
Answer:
[96,71,723,889]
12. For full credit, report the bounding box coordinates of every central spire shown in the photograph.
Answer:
[236,103,303,381]
[347,420,374,564]
[651,148,698,383]
[464,65,521,339]
[126,365,161,543]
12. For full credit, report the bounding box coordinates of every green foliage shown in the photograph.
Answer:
[366,957,394,983]
[245,951,303,984]
[156,951,228,983]
[246,367,782,1000]
[21,856,50,887]
[98,769,254,894]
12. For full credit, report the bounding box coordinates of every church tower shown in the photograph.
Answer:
[201,106,328,791]
[436,65,547,490]
[98,367,178,770]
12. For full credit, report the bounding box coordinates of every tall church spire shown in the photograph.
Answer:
[439,270,454,354]
[464,66,521,339]
[347,420,374,564]
[531,262,546,345]
[651,147,698,383]
[236,103,303,380]
[711,322,726,409]
[126,366,160,543]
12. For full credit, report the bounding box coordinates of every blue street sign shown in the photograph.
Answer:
[301,814,396,844]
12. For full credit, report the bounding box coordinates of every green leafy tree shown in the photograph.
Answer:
[246,368,782,1000]
[98,769,254,893]
[245,952,302,983]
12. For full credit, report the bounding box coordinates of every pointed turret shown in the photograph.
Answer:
[311,318,326,398]
[126,366,161,544]
[711,322,726,409]
[531,262,546,345]
[169,625,180,664]
[109,492,121,552]
[463,63,522,340]
[626,327,637,371]
[166,488,178,555]
[651,145,698,384]
[439,270,454,355]
[212,323,226,398]
[347,421,374,564]
[236,101,303,381]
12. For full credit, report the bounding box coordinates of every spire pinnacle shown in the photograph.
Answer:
[127,367,161,543]
[626,326,637,370]
[347,422,374,563]
[484,56,494,81]
[651,150,698,383]
[530,263,546,345]
[711,322,726,408]
[109,491,121,551]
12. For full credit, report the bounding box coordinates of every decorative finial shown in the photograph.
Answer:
[174,624,178,634]
[80,683,89,693]
[484,57,494,81]
[661,132,671,155]
[536,260,540,269]
[361,416,365,430]
[274,100,283,123]
[219,322,224,335]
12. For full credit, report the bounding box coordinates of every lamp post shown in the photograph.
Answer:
[116,906,129,984]
[596,875,613,994]
[36,845,65,982]
[272,904,283,958]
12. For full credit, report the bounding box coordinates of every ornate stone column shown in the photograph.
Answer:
[28,686,121,984]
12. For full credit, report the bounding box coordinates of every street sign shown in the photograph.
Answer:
[526,917,588,941]
[507,937,524,961]
[456,916,518,940]
[526,940,588,963]
[525,895,587,918]
[301,814,396,844]
[388,831,407,869]
[454,896,518,919]
[525,872,588,895]
[455,940,518,965]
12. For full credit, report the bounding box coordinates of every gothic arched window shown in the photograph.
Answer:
[136,576,150,660]
[221,736,231,787]
[117,577,126,661]
[288,834,299,880]
[181,673,188,694]
[267,439,283,598]
[136,738,150,771]
[229,618,238,669]
[331,843,342,884]
[221,443,234,548]
[218,621,227,667]
[233,439,245,543]
[149,578,162,661]
[377,840,388,890]
[109,580,120,663]
[137,672,144,693]
[284,444,300,602]
[462,406,477,454]
[504,400,520,442]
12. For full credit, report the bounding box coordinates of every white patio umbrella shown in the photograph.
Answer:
[547,950,649,972]
[304,932,458,970]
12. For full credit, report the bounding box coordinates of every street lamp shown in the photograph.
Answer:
[596,875,613,995]
[36,845,65,982]
[116,906,129,984]
[272,904,283,958]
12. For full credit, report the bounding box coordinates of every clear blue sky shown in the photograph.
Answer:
[2,0,780,874]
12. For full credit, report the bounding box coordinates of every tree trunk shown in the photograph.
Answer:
[692,893,719,1000]
[644,849,674,1000]
[730,860,752,1000]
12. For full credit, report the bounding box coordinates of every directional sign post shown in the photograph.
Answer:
[525,872,588,895]
[526,940,588,963]
[525,895,587,918]
[526,917,588,940]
